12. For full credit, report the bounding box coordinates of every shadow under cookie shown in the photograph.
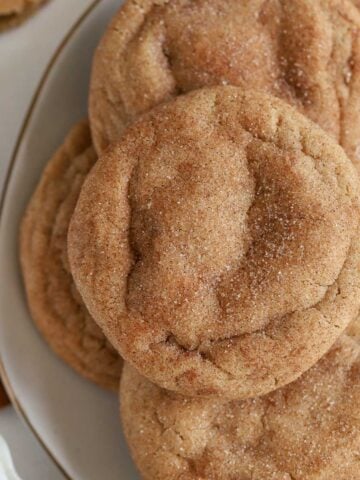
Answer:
[20,120,122,391]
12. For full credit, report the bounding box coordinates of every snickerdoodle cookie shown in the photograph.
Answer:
[20,121,122,391]
[90,0,360,170]
[120,317,360,480]
[0,0,47,31]
[69,87,360,400]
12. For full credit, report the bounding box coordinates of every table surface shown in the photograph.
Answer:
[0,0,94,478]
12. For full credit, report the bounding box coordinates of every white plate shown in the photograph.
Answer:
[0,1,139,478]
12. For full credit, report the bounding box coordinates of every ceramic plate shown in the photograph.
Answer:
[0,1,139,478]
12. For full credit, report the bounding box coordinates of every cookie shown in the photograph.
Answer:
[20,121,122,391]
[0,0,47,31]
[69,87,360,400]
[0,382,9,408]
[120,318,360,480]
[89,0,360,171]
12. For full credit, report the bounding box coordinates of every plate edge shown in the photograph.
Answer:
[0,1,104,479]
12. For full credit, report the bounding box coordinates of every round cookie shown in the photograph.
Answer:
[120,318,360,480]
[90,0,360,171]
[20,121,122,391]
[69,87,360,400]
[0,0,47,31]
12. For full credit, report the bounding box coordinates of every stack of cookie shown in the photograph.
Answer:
[20,1,360,479]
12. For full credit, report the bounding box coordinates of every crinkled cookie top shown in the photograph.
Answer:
[20,121,122,390]
[69,87,360,400]
[90,0,360,172]
[120,318,360,480]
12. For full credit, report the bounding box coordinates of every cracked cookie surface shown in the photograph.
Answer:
[90,0,360,172]
[69,87,360,400]
[20,121,122,391]
[0,0,47,31]
[120,318,360,480]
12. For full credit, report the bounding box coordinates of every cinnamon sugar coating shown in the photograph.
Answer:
[69,87,360,400]
[20,121,122,390]
[120,319,360,480]
[90,0,360,172]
